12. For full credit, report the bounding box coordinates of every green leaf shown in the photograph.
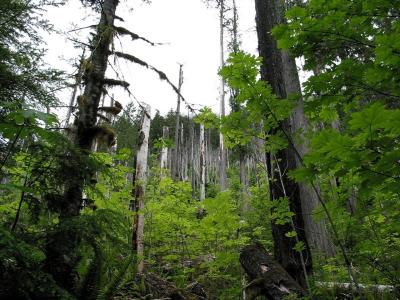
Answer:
[14,114,25,125]
[285,231,297,238]
[293,241,305,252]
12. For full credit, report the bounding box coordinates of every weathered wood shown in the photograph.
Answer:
[219,0,227,191]
[189,118,196,197]
[132,104,151,274]
[199,123,206,201]
[240,243,305,300]
[113,274,207,300]
[160,126,169,169]
[172,64,183,180]
[180,122,184,180]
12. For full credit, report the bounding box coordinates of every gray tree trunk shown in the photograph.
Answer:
[219,0,228,191]
[254,0,312,287]
[281,53,335,257]
[199,123,206,201]
[190,120,196,198]
[132,104,151,274]
[229,0,248,195]
[172,64,183,180]
[160,126,169,169]
[180,122,184,180]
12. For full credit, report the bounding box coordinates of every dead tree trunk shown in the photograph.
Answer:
[255,0,313,288]
[132,104,151,274]
[219,0,228,191]
[180,122,184,180]
[190,120,196,198]
[172,64,183,180]
[240,243,305,300]
[229,0,248,195]
[199,123,206,201]
[160,126,169,169]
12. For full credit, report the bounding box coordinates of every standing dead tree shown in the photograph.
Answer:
[172,64,183,180]
[204,0,229,191]
[131,104,151,274]
[199,123,206,201]
[218,0,228,191]
[160,126,169,169]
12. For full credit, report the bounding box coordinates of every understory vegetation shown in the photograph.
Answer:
[0,0,399,299]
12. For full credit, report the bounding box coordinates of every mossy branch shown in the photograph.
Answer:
[113,51,195,113]
[113,26,163,46]
[102,78,130,89]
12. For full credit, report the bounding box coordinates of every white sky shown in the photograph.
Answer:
[44,0,258,120]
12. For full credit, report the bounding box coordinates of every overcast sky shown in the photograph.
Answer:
[44,0,258,120]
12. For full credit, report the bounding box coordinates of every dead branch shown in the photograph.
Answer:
[113,51,196,114]
[102,78,130,88]
[113,26,163,46]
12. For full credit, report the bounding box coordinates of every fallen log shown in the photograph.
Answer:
[315,281,398,299]
[113,273,206,300]
[240,243,305,300]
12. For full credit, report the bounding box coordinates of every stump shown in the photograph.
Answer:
[240,243,305,300]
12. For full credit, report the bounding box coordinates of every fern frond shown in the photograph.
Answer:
[97,254,135,300]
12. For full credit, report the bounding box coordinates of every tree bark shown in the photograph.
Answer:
[219,0,228,191]
[189,119,196,198]
[254,0,313,287]
[282,53,335,257]
[180,122,184,180]
[132,104,151,274]
[160,126,169,169]
[240,243,305,300]
[199,123,206,201]
[229,0,248,195]
[172,64,183,180]
[44,0,119,293]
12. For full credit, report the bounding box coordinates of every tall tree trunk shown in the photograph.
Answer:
[44,0,119,293]
[172,64,183,180]
[231,0,239,53]
[132,104,151,274]
[219,0,228,191]
[180,122,184,180]
[282,54,335,256]
[190,120,196,198]
[199,123,206,201]
[239,152,248,191]
[254,0,312,288]
[160,126,169,169]
[229,0,248,194]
